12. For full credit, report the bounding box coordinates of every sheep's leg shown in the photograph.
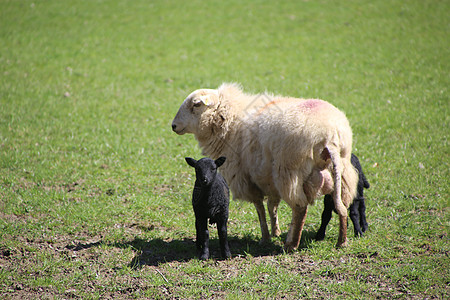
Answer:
[349,201,363,237]
[316,194,334,241]
[217,219,231,259]
[195,217,209,260]
[334,184,349,248]
[337,214,348,248]
[253,201,270,244]
[284,205,308,252]
[267,196,281,237]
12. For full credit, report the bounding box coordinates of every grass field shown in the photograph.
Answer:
[0,0,449,298]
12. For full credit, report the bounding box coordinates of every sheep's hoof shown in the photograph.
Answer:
[272,228,282,238]
[335,239,348,248]
[259,236,271,245]
[283,243,297,253]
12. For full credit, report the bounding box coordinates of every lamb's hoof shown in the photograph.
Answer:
[315,232,325,241]
[354,231,364,238]
[221,249,232,260]
[198,253,209,261]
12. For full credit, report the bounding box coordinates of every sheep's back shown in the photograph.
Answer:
[253,99,351,163]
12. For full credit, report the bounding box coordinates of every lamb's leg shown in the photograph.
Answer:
[359,198,368,233]
[316,194,334,241]
[254,201,270,244]
[217,219,231,259]
[349,201,363,237]
[284,205,308,252]
[195,217,209,260]
[268,196,281,237]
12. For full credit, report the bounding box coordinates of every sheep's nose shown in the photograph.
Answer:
[171,123,177,131]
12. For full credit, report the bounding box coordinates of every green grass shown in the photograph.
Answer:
[1,0,449,298]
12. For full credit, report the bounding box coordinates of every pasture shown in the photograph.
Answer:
[0,0,448,298]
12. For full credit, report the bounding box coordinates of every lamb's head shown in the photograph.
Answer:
[172,88,220,137]
[185,157,226,187]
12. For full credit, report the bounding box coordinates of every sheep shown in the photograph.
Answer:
[185,156,231,260]
[173,83,358,250]
[316,153,370,240]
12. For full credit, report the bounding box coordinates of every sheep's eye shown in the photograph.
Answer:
[193,101,202,108]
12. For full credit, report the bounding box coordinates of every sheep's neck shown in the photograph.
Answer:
[196,121,240,160]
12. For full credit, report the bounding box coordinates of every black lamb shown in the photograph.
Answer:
[316,153,370,240]
[185,156,231,260]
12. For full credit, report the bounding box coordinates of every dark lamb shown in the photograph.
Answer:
[316,153,370,240]
[185,156,231,260]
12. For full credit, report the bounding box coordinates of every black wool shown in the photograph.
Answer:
[185,156,231,260]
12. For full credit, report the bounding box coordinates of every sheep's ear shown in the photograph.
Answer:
[215,156,226,168]
[185,157,197,168]
[193,93,216,107]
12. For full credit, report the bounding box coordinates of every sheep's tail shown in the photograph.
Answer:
[328,147,357,216]
[327,147,346,216]
[342,159,358,206]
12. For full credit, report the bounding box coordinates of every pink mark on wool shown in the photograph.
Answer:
[298,99,325,112]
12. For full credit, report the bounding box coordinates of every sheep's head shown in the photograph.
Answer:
[185,157,226,187]
[172,89,220,137]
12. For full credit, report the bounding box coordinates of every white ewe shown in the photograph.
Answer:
[172,83,358,250]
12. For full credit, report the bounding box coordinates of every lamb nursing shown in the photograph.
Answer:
[172,83,358,250]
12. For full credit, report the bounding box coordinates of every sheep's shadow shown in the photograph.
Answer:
[66,230,319,268]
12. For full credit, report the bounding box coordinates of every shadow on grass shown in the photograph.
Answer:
[123,229,319,267]
[67,230,319,268]
[119,235,284,268]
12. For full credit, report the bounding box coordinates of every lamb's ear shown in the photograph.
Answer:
[185,157,197,168]
[215,156,226,168]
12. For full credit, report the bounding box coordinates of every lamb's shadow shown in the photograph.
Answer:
[119,237,196,267]
[66,238,196,267]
